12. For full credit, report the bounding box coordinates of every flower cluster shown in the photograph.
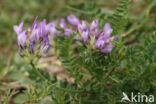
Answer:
[61,14,119,53]
[14,15,118,58]
[13,16,58,57]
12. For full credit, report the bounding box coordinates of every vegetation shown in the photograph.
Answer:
[0,0,155,104]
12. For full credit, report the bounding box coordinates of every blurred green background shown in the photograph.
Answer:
[0,0,155,103]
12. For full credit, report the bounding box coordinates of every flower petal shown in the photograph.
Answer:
[64,28,72,36]
[82,30,89,43]
[13,25,20,34]
[90,20,99,36]
[67,14,80,27]
[18,30,27,46]
[103,23,112,38]
[32,16,38,29]
[13,21,24,35]
[39,19,47,38]
[78,21,88,32]
[106,35,119,43]
[60,18,67,29]
[95,36,107,49]
[101,43,115,53]
[29,40,35,52]
[47,22,58,37]
[30,25,40,41]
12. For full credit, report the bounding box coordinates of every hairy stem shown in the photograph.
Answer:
[30,62,47,81]
[30,62,82,93]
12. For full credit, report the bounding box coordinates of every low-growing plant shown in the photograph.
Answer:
[5,0,155,104]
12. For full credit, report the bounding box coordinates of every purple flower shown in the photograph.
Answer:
[67,14,80,27]
[90,20,99,36]
[41,35,51,46]
[60,18,67,29]
[59,18,73,36]
[30,18,48,41]
[78,21,88,32]
[32,16,38,29]
[40,35,51,53]
[82,30,89,43]
[30,24,40,41]
[111,35,118,41]
[29,41,35,52]
[17,30,27,46]
[30,17,41,41]
[101,44,115,53]
[46,22,58,37]
[95,36,107,49]
[13,21,27,46]
[77,21,90,43]
[106,35,118,43]
[13,21,24,35]
[14,16,53,56]
[39,19,48,38]
[103,23,113,39]
[64,28,72,36]
[94,23,118,53]
[96,31,104,38]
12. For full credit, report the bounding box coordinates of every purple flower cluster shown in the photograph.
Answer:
[13,16,58,56]
[14,15,118,56]
[64,14,119,53]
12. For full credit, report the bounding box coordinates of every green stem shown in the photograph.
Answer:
[30,62,82,93]
[30,63,47,81]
